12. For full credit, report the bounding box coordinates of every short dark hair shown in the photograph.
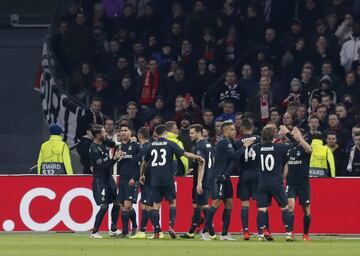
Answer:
[119,123,131,130]
[91,97,102,104]
[138,127,150,139]
[189,124,203,134]
[312,132,324,140]
[240,118,253,131]
[354,131,360,137]
[261,126,275,142]
[260,62,274,71]
[91,124,104,137]
[270,108,280,114]
[221,121,234,130]
[203,109,213,114]
[165,121,177,131]
[327,131,337,137]
[127,101,137,108]
[155,124,167,136]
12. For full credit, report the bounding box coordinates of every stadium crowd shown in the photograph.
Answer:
[51,0,360,176]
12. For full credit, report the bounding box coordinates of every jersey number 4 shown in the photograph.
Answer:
[260,154,275,172]
[151,149,167,167]
[244,147,256,162]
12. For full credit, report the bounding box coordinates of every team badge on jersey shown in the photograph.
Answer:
[297,151,301,156]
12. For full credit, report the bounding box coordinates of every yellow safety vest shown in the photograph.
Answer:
[309,139,335,177]
[37,135,73,175]
[167,132,189,175]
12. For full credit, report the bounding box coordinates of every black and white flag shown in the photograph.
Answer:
[40,40,84,145]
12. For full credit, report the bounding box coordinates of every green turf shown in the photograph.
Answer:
[0,234,359,256]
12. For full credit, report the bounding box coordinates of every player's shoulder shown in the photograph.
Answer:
[89,142,99,152]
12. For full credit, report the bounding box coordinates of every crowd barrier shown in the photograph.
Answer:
[0,176,359,234]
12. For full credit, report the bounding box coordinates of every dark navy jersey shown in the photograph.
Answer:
[286,145,310,185]
[144,137,185,186]
[213,136,245,178]
[239,135,261,174]
[89,142,115,178]
[117,141,140,180]
[192,139,214,188]
[253,142,293,186]
[139,141,152,181]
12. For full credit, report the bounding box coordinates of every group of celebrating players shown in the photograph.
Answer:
[89,119,312,241]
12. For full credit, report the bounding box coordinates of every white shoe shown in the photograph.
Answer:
[258,235,265,241]
[220,235,236,241]
[109,229,122,237]
[90,232,103,239]
[201,232,210,240]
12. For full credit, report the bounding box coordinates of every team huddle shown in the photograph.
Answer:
[88,119,312,241]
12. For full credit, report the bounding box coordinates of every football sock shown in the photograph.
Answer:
[189,207,201,233]
[282,209,293,232]
[140,209,149,232]
[129,208,138,228]
[110,204,120,232]
[257,210,267,234]
[93,205,108,233]
[265,211,270,230]
[304,215,311,234]
[205,206,217,235]
[201,208,208,233]
[241,206,249,231]
[169,206,176,228]
[221,209,232,236]
[151,209,161,233]
[121,211,130,234]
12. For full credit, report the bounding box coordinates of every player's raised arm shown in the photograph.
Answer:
[292,127,312,154]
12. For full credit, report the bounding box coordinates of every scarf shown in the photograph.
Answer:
[260,95,270,124]
[140,68,159,105]
[347,146,357,172]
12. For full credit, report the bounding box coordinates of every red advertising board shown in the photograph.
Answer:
[0,176,359,234]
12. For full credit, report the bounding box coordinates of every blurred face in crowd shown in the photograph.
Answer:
[133,43,144,55]
[203,111,214,124]
[223,102,234,115]
[121,77,131,90]
[59,22,68,33]
[109,40,119,53]
[316,23,327,35]
[148,36,157,46]
[75,13,85,26]
[172,3,183,16]
[308,117,320,131]
[317,107,327,121]
[144,5,154,16]
[162,45,172,55]
[171,23,182,35]
[260,66,273,79]
[215,121,223,136]
[81,63,90,75]
[345,72,356,86]
[301,68,313,82]
[181,119,191,129]
[326,13,337,28]
[295,38,305,51]
[328,114,339,128]
[344,13,353,26]
[321,95,332,108]
[311,98,320,110]
[326,134,337,147]
[90,100,102,114]
[235,113,243,127]
[137,56,147,70]
[287,104,298,116]
[149,60,158,72]
[322,63,332,75]
[297,106,307,119]
[170,60,178,71]
[352,127,360,139]
[259,77,270,94]
[265,28,276,43]
[120,126,131,141]
[181,40,192,51]
[247,6,257,17]
[155,99,164,109]
[117,57,128,69]
[126,104,137,118]
[225,71,237,86]
[335,105,347,118]
[174,68,185,82]
[282,112,293,126]
[355,135,360,148]
[241,64,252,79]
[316,36,327,50]
[270,110,281,124]
[194,1,205,12]
[123,5,133,17]
[175,96,184,109]
[203,129,209,140]
[198,59,207,72]
[104,119,114,134]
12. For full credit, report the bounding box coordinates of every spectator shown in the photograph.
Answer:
[337,70,360,103]
[259,62,284,102]
[307,115,321,141]
[257,27,282,66]
[282,112,295,127]
[295,104,308,131]
[112,75,138,114]
[317,60,342,91]
[345,124,360,153]
[201,109,215,138]
[309,75,337,105]
[136,2,161,40]
[191,58,216,104]
[76,97,105,140]
[324,113,350,149]
[340,22,360,72]
[336,103,356,133]
[162,66,190,107]
[125,101,142,131]
[107,56,135,88]
[37,124,73,175]
[210,120,223,145]
[309,132,335,177]
[326,131,346,176]
[321,94,335,112]
[270,108,281,127]
[315,104,328,131]
[145,95,172,122]
[97,39,121,72]
[135,55,147,78]
[216,69,246,112]
[179,38,197,74]
[174,94,202,126]
[345,131,360,176]
[300,66,316,93]
[69,62,94,102]
[216,100,236,122]
[104,118,115,140]
[242,4,264,48]
[139,58,164,107]
[335,12,354,44]
[239,63,257,99]
[281,78,308,109]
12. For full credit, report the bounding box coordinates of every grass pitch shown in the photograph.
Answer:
[0,233,359,256]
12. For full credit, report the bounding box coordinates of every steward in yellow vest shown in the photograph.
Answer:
[309,133,335,177]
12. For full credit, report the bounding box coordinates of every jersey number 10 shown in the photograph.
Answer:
[260,154,275,172]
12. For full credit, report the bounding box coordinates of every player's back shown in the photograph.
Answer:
[239,134,261,174]
[194,139,214,188]
[213,137,233,177]
[253,142,289,185]
[146,137,184,186]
